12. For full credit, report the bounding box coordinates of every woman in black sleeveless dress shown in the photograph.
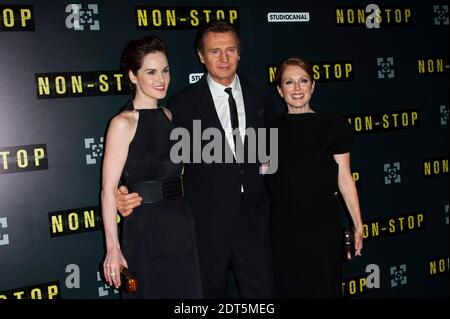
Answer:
[266,57,364,298]
[101,36,202,298]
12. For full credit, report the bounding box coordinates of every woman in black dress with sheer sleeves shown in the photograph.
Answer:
[266,57,364,298]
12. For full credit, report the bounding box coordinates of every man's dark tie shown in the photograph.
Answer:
[224,87,244,160]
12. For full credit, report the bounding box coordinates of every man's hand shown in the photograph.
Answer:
[116,185,142,217]
[260,161,270,175]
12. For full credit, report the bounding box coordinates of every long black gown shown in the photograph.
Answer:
[266,112,353,299]
[119,105,202,298]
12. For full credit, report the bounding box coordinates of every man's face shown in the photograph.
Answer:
[198,31,240,86]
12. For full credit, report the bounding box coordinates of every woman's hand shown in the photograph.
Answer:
[103,249,128,289]
[353,226,363,256]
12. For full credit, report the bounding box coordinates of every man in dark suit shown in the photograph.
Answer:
[117,21,275,298]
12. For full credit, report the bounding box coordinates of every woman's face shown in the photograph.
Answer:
[129,51,170,101]
[277,64,315,111]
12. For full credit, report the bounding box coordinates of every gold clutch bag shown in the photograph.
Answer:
[120,266,138,293]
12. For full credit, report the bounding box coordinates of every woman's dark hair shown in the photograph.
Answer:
[195,20,241,54]
[275,57,314,87]
[120,35,168,95]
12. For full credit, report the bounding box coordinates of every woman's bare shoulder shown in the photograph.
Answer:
[110,111,138,130]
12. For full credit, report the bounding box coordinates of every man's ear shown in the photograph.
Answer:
[128,70,137,84]
[197,50,205,64]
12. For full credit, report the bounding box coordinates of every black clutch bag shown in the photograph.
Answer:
[343,227,355,261]
[120,266,138,293]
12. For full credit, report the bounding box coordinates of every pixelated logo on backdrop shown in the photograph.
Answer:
[390,264,407,287]
[433,5,449,25]
[84,137,104,165]
[0,217,9,246]
[65,4,100,31]
[377,57,395,79]
[445,204,449,225]
[384,162,401,184]
[97,271,119,297]
[440,105,449,125]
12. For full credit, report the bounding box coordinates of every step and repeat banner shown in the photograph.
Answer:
[0,0,448,299]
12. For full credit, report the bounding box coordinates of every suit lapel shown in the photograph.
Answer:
[195,75,258,157]
[240,77,257,148]
[194,76,226,134]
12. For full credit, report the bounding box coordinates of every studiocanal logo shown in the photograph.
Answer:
[267,11,310,23]
[189,72,204,84]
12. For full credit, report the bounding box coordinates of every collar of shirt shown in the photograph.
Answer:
[206,73,242,98]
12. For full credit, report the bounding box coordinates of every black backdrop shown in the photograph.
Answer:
[0,0,448,299]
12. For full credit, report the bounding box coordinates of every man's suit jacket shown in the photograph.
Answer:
[167,75,276,254]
